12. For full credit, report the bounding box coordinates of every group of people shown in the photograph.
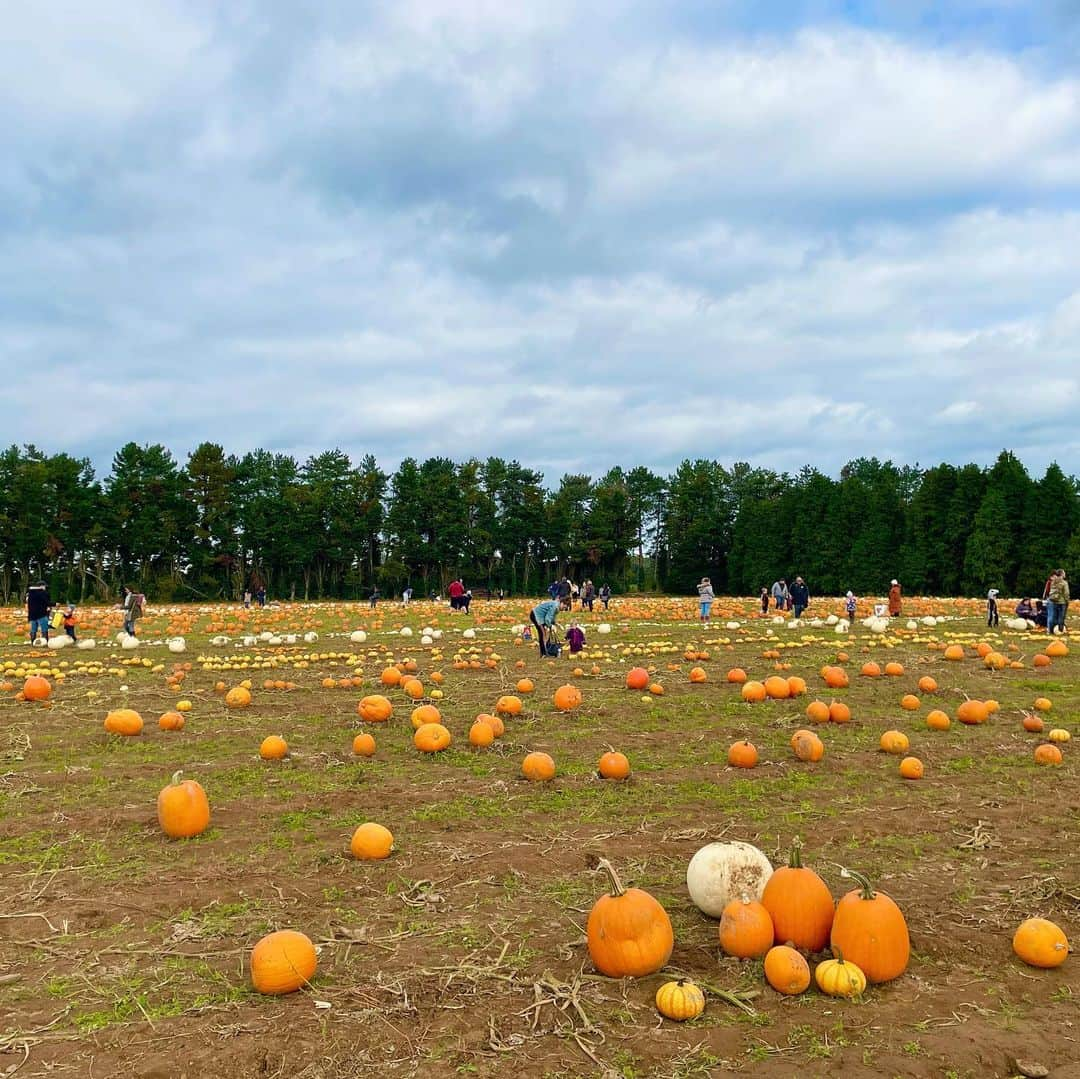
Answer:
[242,587,267,609]
[547,577,611,612]
[1007,569,1070,633]
[25,581,78,643]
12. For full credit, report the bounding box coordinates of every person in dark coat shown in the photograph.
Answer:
[789,577,810,618]
[26,581,52,643]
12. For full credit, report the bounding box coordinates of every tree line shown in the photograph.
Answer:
[1,444,1076,604]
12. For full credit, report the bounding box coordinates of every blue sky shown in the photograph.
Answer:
[2,1,1078,482]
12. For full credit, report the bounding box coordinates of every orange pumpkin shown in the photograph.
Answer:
[587,858,673,977]
[763,945,810,995]
[350,821,394,859]
[899,756,923,779]
[625,667,650,691]
[469,720,495,747]
[740,680,766,703]
[553,684,583,712]
[828,701,851,724]
[104,709,144,736]
[250,930,317,995]
[156,770,210,839]
[352,732,376,756]
[791,730,824,762]
[598,751,631,780]
[688,667,707,684]
[259,735,288,760]
[957,699,988,725]
[410,703,441,729]
[413,722,451,752]
[725,668,748,684]
[224,686,252,709]
[925,709,951,730]
[22,675,52,701]
[728,740,758,768]
[830,869,910,983]
[879,730,910,755]
[764,675,790,700]
[496,695,523,716]
[1012,917,1070,968]
[760,839,834,953]
[1034,743,1062,766]
[158,710,185,731]
[521,751,556,781]
[917,675,938,693]
[719,896,774,959]
[358,695,393,722]
[805,700,830,724]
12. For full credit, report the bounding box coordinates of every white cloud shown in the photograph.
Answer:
[1,3,1079,481]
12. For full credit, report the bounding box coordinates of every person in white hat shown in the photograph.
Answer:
[697,577,715,623]
[888,579,902,617]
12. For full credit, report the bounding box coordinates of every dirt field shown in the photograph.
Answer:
[1,597,1076,1078]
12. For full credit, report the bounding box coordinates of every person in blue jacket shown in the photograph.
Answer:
[530,598,560,657]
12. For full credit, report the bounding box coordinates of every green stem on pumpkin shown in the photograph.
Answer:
[789,836,804,868]
[839,867,876,899]
[595,857,626,897]
[171,770,184,786]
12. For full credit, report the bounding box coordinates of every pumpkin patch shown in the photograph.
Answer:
[0,593,1072,1073]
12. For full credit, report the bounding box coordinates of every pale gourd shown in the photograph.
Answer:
[686,841,773,918]
[400,627,413,637]
[350,630,368,644]
[121,635,140,650]
[168,637,186,653]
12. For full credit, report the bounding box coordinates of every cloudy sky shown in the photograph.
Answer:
[3,0,1080,482]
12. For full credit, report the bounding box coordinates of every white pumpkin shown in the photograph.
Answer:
[597,623,612,634]
[686,841,773,918]
[725,621,741,630]
[1005,617,1030,631]
[462,628,475,639]
[259,631,273,642]
[835,620,849,634]
[906,619,918,630]
[921,616,937,626]
[47,635,69,649]
[76,638,95,650]
[420,635,433,646]
[168,637,186,653]
[400,627,413,637]
[825,614,838,626]
[868,617,890,634]
[121,634,140,650]
[211,635,229,646]
[303,631,318,643]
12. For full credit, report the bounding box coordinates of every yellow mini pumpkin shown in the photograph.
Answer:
[815,955,867,997]
[655,979,705,1021]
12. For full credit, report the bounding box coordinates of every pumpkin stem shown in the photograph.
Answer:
[171,769,184,786]
[789,837,804,869]
[839,867,876,899]
[595,857,626,897]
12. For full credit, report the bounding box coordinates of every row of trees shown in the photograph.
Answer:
[1,444,1076,604]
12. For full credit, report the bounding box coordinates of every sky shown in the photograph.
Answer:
[2,0,1080,483]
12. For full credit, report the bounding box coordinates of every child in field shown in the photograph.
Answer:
[759,587,769,614]
[845,592,857,620]
[566,623,586,655]
[987,588,1000,627]
[63,604,77,641]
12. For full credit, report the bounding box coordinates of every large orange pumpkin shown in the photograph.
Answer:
[413,722,452,752]
[22,675,52,702]
[728,740,758,768]
[104,709,144,736]
[598,751,630,780]
[760,839,834,952]
[1012,917,1069,968]
[830,869,910,983]
[625,667,650,691]
[358,695,393,722]
[250,930,317,995]
[587,858,673,977]
[553,684,583,712]
[496,695,523,716]
[763,945,810,995]
[156,770,210,839]
[521,751,555,781]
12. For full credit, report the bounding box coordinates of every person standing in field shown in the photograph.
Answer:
[696,577,715,623]
[1046,569,1069,634]
[759,587,769,614]
[530,597,560,657]
[583,580,596,612]
[789,576,810,618]
[845,591,857,620]
[888,579,902,617]
[599,583,612,609]
[771,580,785,610]
[986,588,1000,627]
[448,578,465,610]
[26,580,52,644]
